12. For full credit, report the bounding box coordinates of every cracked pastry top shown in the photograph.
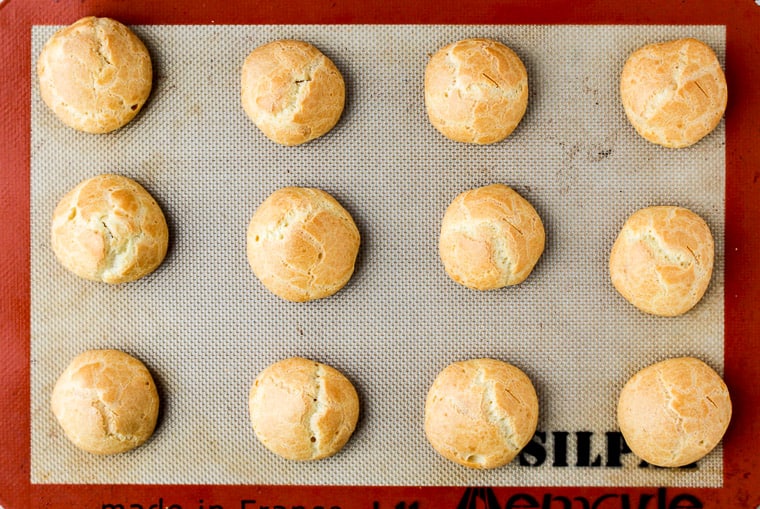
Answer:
[241,39,345,146]
[246,186,360,302]
[50,174,169,284]
[249,357,360,461]
[439,183,545,290]
[51,349,160,455]
[424,38,529,144]
[37,16,153,134]
[617,357,731,468]
[424,358,539,469]
[620,38,727,148]
[609,205,714,316]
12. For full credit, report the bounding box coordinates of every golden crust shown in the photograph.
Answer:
[51,349,159,455]
[617,357,731,467]
[51,174,169,284]
[246,187,360,302]
[37,16,153,134]
[609,206,714,316]
[241,40,345,146]
[249,357,360,461]
[424,38,529,144]
[424,358,539,469]
[620,38,727,148]
[439,183,545,290]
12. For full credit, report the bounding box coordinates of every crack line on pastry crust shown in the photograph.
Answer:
[307,363,324,458]
[693,80,709,98]
[685,245,700,266]
[91,393,136,446]
[503,218,523,236]
[481,72,501,89]
[655,367,687,463]
[474,366,519,453]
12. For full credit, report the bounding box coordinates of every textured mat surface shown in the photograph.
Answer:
[31,24,725,486]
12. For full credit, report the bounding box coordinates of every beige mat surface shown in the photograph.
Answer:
[31,24,725,486]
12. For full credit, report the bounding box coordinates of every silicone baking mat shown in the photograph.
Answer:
[3,0,760,507]
[30,24,726,487]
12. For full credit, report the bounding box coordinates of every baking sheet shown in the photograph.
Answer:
[30,24,725,486]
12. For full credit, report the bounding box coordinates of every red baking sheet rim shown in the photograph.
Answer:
[2,1,759,507]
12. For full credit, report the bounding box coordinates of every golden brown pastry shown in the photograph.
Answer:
[609,205,714,316]
[37,16,153,134]
[51,349,160,455]
[620,38,727,148]
[249,357,360,461]
[246,187,360,302]
[241,40,345,146]
[424,38,529,144]
[439,183,545,290]
[50,174,169,284]
[424,358,539,469]
[617,357,731,467]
